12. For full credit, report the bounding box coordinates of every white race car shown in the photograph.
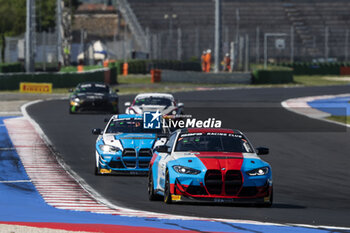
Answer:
[125,93,184,116]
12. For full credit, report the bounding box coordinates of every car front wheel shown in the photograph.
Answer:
[95,161,101,176]
[69,107,75,114]
[148,170,160,201]
[164,170,172,204]
[256,186,273,207]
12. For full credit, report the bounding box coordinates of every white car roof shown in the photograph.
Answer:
[135,93,174,100]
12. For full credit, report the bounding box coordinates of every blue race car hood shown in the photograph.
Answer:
[114,133,156,149]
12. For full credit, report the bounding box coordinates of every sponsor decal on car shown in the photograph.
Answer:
[171,195,181,201]
[100,169,112,174]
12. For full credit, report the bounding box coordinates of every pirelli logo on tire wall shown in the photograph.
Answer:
[20,82,52,94]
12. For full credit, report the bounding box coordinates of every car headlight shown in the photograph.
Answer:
[99,144,120,153]
[70,97,82,106]
[173,165,201,175]
[128,108,136,114]
[246,167,269,176]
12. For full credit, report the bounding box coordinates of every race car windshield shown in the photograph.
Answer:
[134,97,172,106]
[106,119,162,134]
[77,84,109,93]
[175,133,254,153]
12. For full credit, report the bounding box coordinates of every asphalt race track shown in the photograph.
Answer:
[27,86,350,227]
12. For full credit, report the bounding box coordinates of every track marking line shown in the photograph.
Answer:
[0,111,22,116]
[0,180,32,183]
[282,94,350,128]
[0,147,15,151]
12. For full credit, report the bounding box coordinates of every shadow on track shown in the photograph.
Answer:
[166,202,306,209]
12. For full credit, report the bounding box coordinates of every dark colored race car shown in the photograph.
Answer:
[69,82,119,114]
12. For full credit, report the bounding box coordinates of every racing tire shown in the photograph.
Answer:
[148,170,160,201]
[164,170,172,204]
[256,186,273,207]
[94,163,101,176]
[69,106,78,114]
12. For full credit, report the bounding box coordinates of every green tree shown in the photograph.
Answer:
[0,0,26,61]
[36,0,81,32]
[36,0,57,32]
[0,0,80,63]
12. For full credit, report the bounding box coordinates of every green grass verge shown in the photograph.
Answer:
[118,74,247,87]
[250,64,292,71]
[118,74,152,84]
[294,75,350,86]
[326,116,350,125]
[2,74,350,95]
[119,73,350,87]
[60,65,104,73]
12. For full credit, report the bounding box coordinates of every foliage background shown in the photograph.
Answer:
[0,0,80,62]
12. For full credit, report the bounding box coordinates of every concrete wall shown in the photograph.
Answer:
[161,70,252,84]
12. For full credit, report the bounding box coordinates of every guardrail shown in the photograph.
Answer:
[161,70,252,84]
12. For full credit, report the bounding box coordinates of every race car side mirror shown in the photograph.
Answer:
[124,102,131,107]
[115,89,119,93]
[178,102,184,108]
[155,145,169,153]
[92,128,102,135]
[256,147,269,155]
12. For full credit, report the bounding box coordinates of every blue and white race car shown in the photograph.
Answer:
[92,114,168,175]
[148,128,273,206]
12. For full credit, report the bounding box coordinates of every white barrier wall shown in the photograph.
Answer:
[161,70,251,84]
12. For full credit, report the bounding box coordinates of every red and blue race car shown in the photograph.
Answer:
[148,128,273,206]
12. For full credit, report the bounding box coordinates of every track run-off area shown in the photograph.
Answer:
[1,85,350,232]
